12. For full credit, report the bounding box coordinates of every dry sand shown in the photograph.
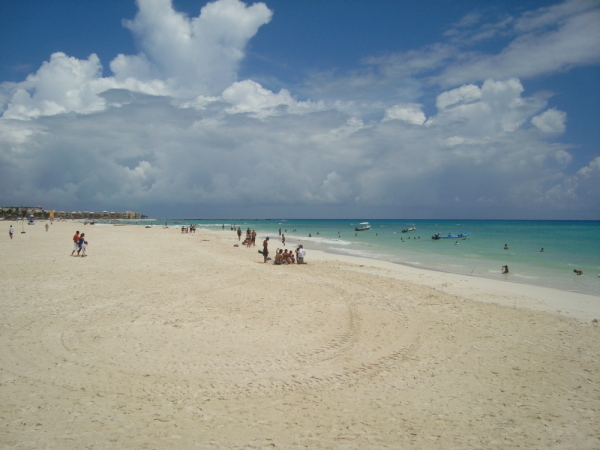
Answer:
[1,221,599,449]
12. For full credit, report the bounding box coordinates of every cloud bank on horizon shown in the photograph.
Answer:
[1,0,599,219]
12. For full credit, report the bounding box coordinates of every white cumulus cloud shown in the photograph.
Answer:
[436,84,482,110]
[531,108,567,133]
[383,104,426,125]
[113,0,272,97]
[3,53,109,119]
[1,0,272,120]
[428,78,543,135]
[222,80,324,118]
[0,0,597,219]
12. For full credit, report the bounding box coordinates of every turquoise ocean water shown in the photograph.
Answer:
[136,219,599,297]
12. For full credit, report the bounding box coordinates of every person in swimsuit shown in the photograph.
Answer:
[71,231,80,256]
[77,233,86,256]
[262,237,269,263]
[274,249,284,264]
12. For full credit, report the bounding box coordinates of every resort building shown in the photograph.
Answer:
[0,206,140,220]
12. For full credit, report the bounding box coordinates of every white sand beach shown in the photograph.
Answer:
[1,221,599,448]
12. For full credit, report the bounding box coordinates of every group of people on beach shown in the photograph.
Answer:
[181,225,196,233]
[70,230,88,257]
[255,234,307,265]
[273,246,306,265]
[239,228,257,247]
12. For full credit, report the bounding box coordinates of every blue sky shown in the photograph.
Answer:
[1,0,599,219]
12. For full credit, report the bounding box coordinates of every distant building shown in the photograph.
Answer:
[1,206,140,220]
[0,205,43,217]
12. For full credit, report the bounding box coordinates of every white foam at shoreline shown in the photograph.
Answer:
[302,245,599,322]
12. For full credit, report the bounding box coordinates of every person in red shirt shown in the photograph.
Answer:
[70,231,80,256]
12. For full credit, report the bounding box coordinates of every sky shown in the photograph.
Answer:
[0,0,599,219]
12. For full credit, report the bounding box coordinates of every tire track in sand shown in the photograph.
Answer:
[2,268,422,400]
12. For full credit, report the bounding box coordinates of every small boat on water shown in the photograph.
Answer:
[355,222,371,231]
[402,227,416,233]
[432,232,469,240]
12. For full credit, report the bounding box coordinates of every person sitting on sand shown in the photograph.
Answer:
[573,269,583,275]
[274,249,284,265]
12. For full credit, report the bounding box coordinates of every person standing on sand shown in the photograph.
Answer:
[237,227,242,241]
[9,225,14,239]
[78,233,88,257]
[297,245,306,264]
[262,237,270,263]
[45,223,49,232]
[70,231,80,256]
[77,233,86,256]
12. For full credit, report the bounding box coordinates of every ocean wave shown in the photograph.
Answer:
[330,247,393,260]
[512,274,539,280]
[294,237,354,246]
